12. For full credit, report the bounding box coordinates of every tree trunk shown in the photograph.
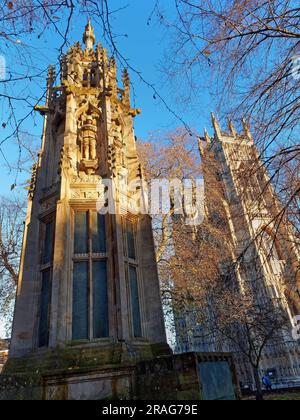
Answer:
[253,365,264,401]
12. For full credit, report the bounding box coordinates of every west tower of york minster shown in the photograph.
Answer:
[175,115,300,388]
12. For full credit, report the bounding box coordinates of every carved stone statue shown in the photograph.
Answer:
[79,114,99,175]
[111,116,122,143]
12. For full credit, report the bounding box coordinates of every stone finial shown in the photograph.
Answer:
[96,42,104,62]
[197,136,205,157]
[122,68,130,87]
[110,56,116,73]
[122,68,131,107]
[102,48,108,64]
[28,163,38,200]
[204,128,211,144]
[242,118,253,142]
[211,112,222,138]
[109,57,117,81]
[228,118,238,137]
[109,56,117,94]
[45,65,56,106]
[60,55,68,82]
[47,65,55,86]
[83,19,95,50]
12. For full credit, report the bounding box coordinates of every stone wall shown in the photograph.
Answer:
[0,352,240,401]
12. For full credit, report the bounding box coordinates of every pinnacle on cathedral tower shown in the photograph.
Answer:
[83,18,95,50]
[201,113,255,148]
[228,118,238,137]
[211,112,222,139]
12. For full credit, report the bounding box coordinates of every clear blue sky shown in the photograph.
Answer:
[0,0,214,196]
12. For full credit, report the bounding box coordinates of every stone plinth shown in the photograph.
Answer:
[0,350,240,400]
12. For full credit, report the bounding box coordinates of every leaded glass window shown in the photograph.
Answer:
[129,265,142,338]
[72,261,89,340]
[72,210,108,341]
[38,269,51,347]
[38,216,55,348]
[126,220,136,260]
[124,219,142,338]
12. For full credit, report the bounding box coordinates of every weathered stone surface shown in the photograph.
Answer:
[0,353,240,401]
[1,22,241,402]
[134,353,240,401]
[4,341,170,376]
[0,374,43,401]
[9,21,168,372]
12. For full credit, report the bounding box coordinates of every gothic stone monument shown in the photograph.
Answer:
[0,22,240,400]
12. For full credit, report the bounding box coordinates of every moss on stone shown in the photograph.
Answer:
[4,341,167,378]
[0,351,238,401]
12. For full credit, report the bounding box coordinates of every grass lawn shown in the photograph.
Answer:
[244,392,300,401]
[265,392,300,401]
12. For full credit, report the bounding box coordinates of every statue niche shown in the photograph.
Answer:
[78,111,99,175]
[110,111,126,169]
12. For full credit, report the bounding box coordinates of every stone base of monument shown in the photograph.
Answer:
[0,343,240,400]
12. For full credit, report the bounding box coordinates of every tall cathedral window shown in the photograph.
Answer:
[72,210,109,341]
[38,215,55,348]
[124,219,142,338]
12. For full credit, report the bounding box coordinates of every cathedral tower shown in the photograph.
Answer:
[187,115,300,386]
[200,115,299,315]
[9,21,167,364]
